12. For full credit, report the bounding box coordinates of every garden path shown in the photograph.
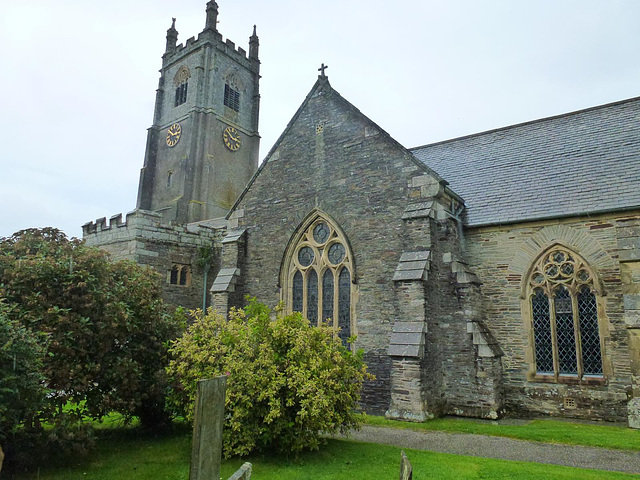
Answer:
[339,425,640,475]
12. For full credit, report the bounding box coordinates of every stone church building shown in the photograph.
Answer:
[83,2,640,426]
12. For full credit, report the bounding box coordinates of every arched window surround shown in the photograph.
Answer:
[521,243,610,385]
[280,210,358,345]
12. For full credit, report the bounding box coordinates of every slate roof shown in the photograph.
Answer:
[410,97,640,227]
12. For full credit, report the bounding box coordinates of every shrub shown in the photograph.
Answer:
[0,228,180,427]
[167,299,373,457]
[0,299,46,443]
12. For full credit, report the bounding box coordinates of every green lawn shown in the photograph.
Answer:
[6,426,637,480]
[365,415,640,451]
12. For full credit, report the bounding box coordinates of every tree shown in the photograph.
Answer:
[0,228,180,426]
[0,298,46,443]
[167,299,373,457]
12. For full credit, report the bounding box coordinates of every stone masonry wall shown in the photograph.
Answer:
[465,212,640,422]
[617,216,640,427]
[83,210,225,311]
[228,79,448,413]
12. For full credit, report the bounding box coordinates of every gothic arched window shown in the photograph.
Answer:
[526,247,604,382]
[223,73,242,112]
[283,215,354,346]
[174,66,190,107]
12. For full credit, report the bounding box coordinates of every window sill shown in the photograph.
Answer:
[529,373,606,386]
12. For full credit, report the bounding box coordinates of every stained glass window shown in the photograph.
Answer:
[292,271,303,313]
[298,246,314,267]
[338,268,351,346]
[322,270,334,323]
[328,243,345,265]
[527,247,603,381]
[313,223,330,244]
[285,217,354,347]
[307,270,318,325]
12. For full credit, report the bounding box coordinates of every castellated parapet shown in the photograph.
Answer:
[83,209,227,309]
[163,27,259,74]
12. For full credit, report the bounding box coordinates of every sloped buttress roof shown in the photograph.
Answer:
[411,97,640,227]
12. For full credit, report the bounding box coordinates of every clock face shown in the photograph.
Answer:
[223,126,241,151]
[166,123,182,147]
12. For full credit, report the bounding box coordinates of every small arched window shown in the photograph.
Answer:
[527,247,603,381]
[169,263,191,286]
[283,215,354,346]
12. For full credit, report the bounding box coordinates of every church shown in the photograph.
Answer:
[82,2,640,427]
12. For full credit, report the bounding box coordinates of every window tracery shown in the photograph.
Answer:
[283,216,354,346]
[173,66,190,107]
[527,246,603,381]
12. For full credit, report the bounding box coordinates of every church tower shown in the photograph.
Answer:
[136,1,260,223]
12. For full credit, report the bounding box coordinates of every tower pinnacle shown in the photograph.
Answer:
[165,17,178,54]
[204,1,219,31]
[249,25,259,60]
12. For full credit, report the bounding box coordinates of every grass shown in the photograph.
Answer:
[6,426,637,480]
[364,415,640,451]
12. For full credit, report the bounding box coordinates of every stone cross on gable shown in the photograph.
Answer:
[318,63,329,77]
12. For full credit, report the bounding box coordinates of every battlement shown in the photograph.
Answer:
[82,209,162,236]
[83,209,226,252]
[165,29,258,72]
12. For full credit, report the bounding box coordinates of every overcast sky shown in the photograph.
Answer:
[1,0,639,239]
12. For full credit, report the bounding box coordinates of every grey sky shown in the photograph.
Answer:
[1,1,639,239]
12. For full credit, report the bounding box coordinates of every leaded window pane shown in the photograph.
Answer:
[307,270,318,325]
[292,271,303,313]
[528,247,604,381]
[554,286,578,375]
[338,268,351,346]
[313,223,330,244]
[578,287,603,375]
[322,269,333,323]
[298,246,314,267]
[287,217,353,346]
[328,243,345,265]
[531,289,554,374]
[170,265,179,285]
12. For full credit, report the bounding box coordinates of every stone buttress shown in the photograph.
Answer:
[386,172,503,421]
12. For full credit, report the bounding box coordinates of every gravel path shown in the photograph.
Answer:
[337,425,640,475]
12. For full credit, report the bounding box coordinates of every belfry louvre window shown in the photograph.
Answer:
[174,82,188,106]
[173,65,190,107]
[284,217,354,346]
[224,84,240,112]
[527,247,603,380]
